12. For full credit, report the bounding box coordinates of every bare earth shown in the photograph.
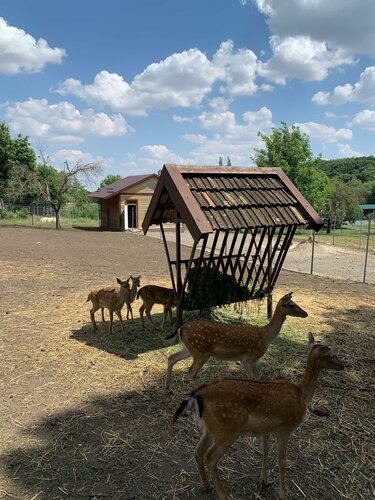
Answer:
[0,226,374,499]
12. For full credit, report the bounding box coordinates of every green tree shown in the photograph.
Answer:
[218,156,223,166]
[100,174,122,188]
[0,122,36,206]
[253,121,331,213]
[226,157,232,166]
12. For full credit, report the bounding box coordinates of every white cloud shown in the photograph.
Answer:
[0,17,65,75]
[338,144,363,157]
[208,97,232,112]
[212,40,258,95]
[351,109,375,131]
[139,144,194,166]
[172,115,194,123]
[312,91,330,106]
[295,121,352,143]
[5,98,132,144]
[312,66,375,106]
[56,40,261,115]
[259,36,353,84]
[254,0,375,56]
[184,107,273,164]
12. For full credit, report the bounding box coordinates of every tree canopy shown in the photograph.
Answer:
[0,122,36,205]
[252,122,331,214]
[100,174,122,188]
[316,156,375,183]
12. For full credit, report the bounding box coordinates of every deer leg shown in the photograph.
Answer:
[101,308,105,322]
[194,428,214,492]
[139,303,146,329]
[276,431,290,500]
[115,310,125,333]
[145,305,155,328]
[166,345,192,390]
[109,309,114,334]
[127,304,134,321]
[168,306,173,325]
[241,356,260,380]
[189,354,209,387]
[204,434,238,500]
[162,306,169,328]
[90,305,99,332]
[260,434,270,487]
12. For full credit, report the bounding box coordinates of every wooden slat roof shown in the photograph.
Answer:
[142,165,323,242]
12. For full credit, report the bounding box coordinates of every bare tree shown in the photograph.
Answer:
[35,151,103,229]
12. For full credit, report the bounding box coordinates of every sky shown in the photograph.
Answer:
[0,0,374,185]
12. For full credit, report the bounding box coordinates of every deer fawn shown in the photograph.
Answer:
[166,292,307,390]
[137,285,176,329]
[87,278,130,334]
[173,332,344,500]
[101,275,141,322]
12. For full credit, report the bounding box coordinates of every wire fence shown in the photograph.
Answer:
[283,219,375,284]
[0,204,100,229]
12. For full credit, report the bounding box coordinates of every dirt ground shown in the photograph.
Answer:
[0,226,374,499]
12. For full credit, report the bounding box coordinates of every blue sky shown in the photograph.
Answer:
[0,0,374,185]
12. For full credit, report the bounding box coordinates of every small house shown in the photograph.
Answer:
[89,174,158,230]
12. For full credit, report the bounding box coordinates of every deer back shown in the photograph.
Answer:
[181,320,265,359]
[96,279,130,310]
[192,378,306,436]
[138,285,175,306]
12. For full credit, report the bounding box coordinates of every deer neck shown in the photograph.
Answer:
[129,283,138,301]
[264,305,286,345]
[299,353,320,405]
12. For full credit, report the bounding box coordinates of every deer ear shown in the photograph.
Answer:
[281,292,293,304]
[117,278,122,284]
[308,332,315,347]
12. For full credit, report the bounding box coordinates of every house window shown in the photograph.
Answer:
[125,201,137,229]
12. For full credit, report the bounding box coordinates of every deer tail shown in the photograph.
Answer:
[172,393,204,425]
[164,326,180,340]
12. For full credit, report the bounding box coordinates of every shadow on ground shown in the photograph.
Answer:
[71,313,177,360]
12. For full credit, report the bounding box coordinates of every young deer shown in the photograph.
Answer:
[173,332,344,500]
[87,278,130,334]
[166,292,307,390]
[137,285,176,329]
[100,275,141,322]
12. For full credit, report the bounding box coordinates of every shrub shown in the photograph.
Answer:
[0,208,15,219]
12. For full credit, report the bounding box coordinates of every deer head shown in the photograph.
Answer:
[279,292,308,318]
[130,275,141,287]
[117,278,130,291]
[308,332,344,371]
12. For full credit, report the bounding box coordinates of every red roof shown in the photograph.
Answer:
[89,174,158,199]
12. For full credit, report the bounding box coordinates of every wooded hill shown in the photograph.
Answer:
[317,156,375,183]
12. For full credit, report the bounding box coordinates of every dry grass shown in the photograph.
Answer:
[0,227,374,499]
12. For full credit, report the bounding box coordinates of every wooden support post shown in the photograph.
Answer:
[363,215,372,283]
[176,219,183,326]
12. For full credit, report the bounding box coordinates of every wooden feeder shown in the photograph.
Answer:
[142,165,323,322]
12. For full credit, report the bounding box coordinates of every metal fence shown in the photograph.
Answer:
[283,218,374,284]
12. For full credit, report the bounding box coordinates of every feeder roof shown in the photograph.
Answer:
[142,165,323,242]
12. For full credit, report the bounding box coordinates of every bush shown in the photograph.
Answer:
[0,208,15,219]
[15,208,30,219]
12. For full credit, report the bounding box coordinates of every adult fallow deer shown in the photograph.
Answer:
[173,332,344,500]
[87,278,130,334]
[166,292,307,390]
[137,285,176,329]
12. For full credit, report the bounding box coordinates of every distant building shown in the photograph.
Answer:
[89,174,158,230]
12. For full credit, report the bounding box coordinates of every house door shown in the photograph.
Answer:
[124,202,137,229]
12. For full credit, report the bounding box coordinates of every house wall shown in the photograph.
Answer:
[100,177,158,230]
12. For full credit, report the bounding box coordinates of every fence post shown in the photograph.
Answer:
[31,206,34,226]
[363,215,372,283]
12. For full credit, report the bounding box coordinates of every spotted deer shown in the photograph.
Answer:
[87,278,130,334]
[137,285,176,329]
[166,292,307,390]
[173,332,344,500]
